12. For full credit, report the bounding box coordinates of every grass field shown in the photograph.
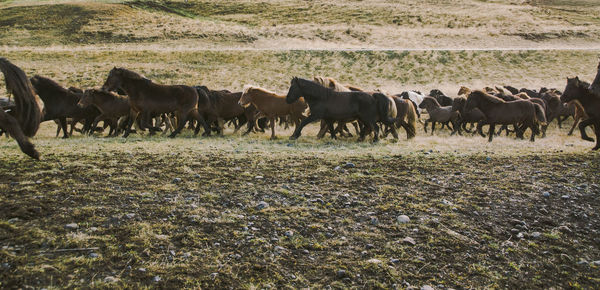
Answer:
[1,0,600,288]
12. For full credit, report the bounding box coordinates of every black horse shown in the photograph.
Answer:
[561,76,600,150]
[429,89,453,106]
[285,77,393,141]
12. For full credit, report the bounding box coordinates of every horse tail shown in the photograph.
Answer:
[373,93,395,124]
[405,100,417,138]
[0,58,42,137]
[534,103,547,125]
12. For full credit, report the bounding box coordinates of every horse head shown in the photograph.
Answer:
[561,76,582,103]
[78,89,96,108]
[286,77,302,104]
[101,67,123,92]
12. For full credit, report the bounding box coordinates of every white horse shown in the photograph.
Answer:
[398,90,425,115]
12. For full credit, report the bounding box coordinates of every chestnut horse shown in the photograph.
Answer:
[238,85,307,139]
[0,58,43,159]
[466,90,546,142]
[101,67,209,138]
[195,86,257,135]
[78,89,130,136]
[390,96,417,139]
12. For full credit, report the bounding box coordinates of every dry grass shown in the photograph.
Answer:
[1,0,599,49]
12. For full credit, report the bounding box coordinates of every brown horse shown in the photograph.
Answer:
[451,96,486,136]
[390,96,417,139]
[30,76,100,138]
[466,90,546,142]
[195,86,256,135]
[101,67,209,138]
[78,89,130,136]
[0,58,42,159]
[561,76,600,150]
[238,85,307,139]
[312,76,360,138]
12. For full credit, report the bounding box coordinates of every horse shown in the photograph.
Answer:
[397,90,425,118]
[78,89,130,136]
[561,76,600,150]
[312,76,361,138]
[466,90,546,142]
[285,77,393,142]
[451,96,486,136]
[503,85,519,95]
[29,75,99,138]
[0,58,42,159]
[101,67,209,138]
[238,85,307,139]
[195,86,256,135]
[429,89,453,106]
[390,96,417,139]
[418,97,461,135]
[591,60,600,95]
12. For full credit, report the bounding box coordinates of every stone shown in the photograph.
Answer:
[104,276,118,283]
[542,192,550,198]
[172,177,182,183]
[89,252,99,258]
[336,269,347,278]
[153,276,161,282]
[397,215,410,223]
[421,286,434,290]
[530,232,541,238]
[344,162,356,169]
[256,201,269,210]
[402,237,416,245]
[284,230,294,237]
[367,258,382,264]
[65,223,79,230]
[255,176,264,180]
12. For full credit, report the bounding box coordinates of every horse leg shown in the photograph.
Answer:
[90,115,104,136]
[59,117,69,138]
[423,120,428,133]
[327,120,336,139]
[269,117,277,140]
[317,120,328,139]
[488,123,495,142]
[593,121,600,150]
[123,110,138,138]
[579,118,595,142]
[168,111,188,138]
[372,122,380,142]
[55,121,61,137]
[431,121,435,135]
[568,114,579,136]
[477,121,486,137]
[290,114,319,140]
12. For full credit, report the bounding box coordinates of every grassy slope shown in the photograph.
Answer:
[0,0,599,49]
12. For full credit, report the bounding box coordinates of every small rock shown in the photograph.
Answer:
[125,213,136,219]
[370,217,379,225]
[153,276,161,282]
[516,232,524,239]
[334,166,343,172]
[397,215,410,224]
[530,232,541,238]
[421,286,434,290]
[542,192,550,198]
[193,174,201,178]
[344,162,356,169]
[138,268,146,272]
[367,258,382,264]
[255,176,264,180]
[336,269,347,278]
[402,237,416,245]
[65,223,79,230]
[284,230,294,237]
[577,260,588,265]
[485,156,491,162]
[561,195,570,199]
[104,276,118,283]
[89,227,98,232]
[35,180,42,184]
[183,252,191,259]
[366,244,374,249]
[172,178,182,183]
[209,272,218,280]
[89,252,99,258]
[7,218,20,223]
[256,201,269,210]
[390,258,400,264]
[558,225,572,233]
[592,260,600,266]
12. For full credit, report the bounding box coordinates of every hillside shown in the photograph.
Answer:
[0,0,599,50]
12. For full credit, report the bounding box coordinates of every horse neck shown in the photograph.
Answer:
[249,89,279,106]
[119,76,149,96]
[298,79,329,101]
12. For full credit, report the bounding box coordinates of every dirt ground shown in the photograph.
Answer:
[1,123,599,288]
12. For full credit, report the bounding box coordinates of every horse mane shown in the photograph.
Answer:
[458,86,471,96]
[470,90,505,104]
[0,58,42,137]
[31,75,70,94]
[423,96,441,107]
[243,85,279,96]
[515,92,530,99]
[117,67,149,82]
[313,76,351,92]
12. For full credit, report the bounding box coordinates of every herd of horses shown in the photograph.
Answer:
[1,57,600,159]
